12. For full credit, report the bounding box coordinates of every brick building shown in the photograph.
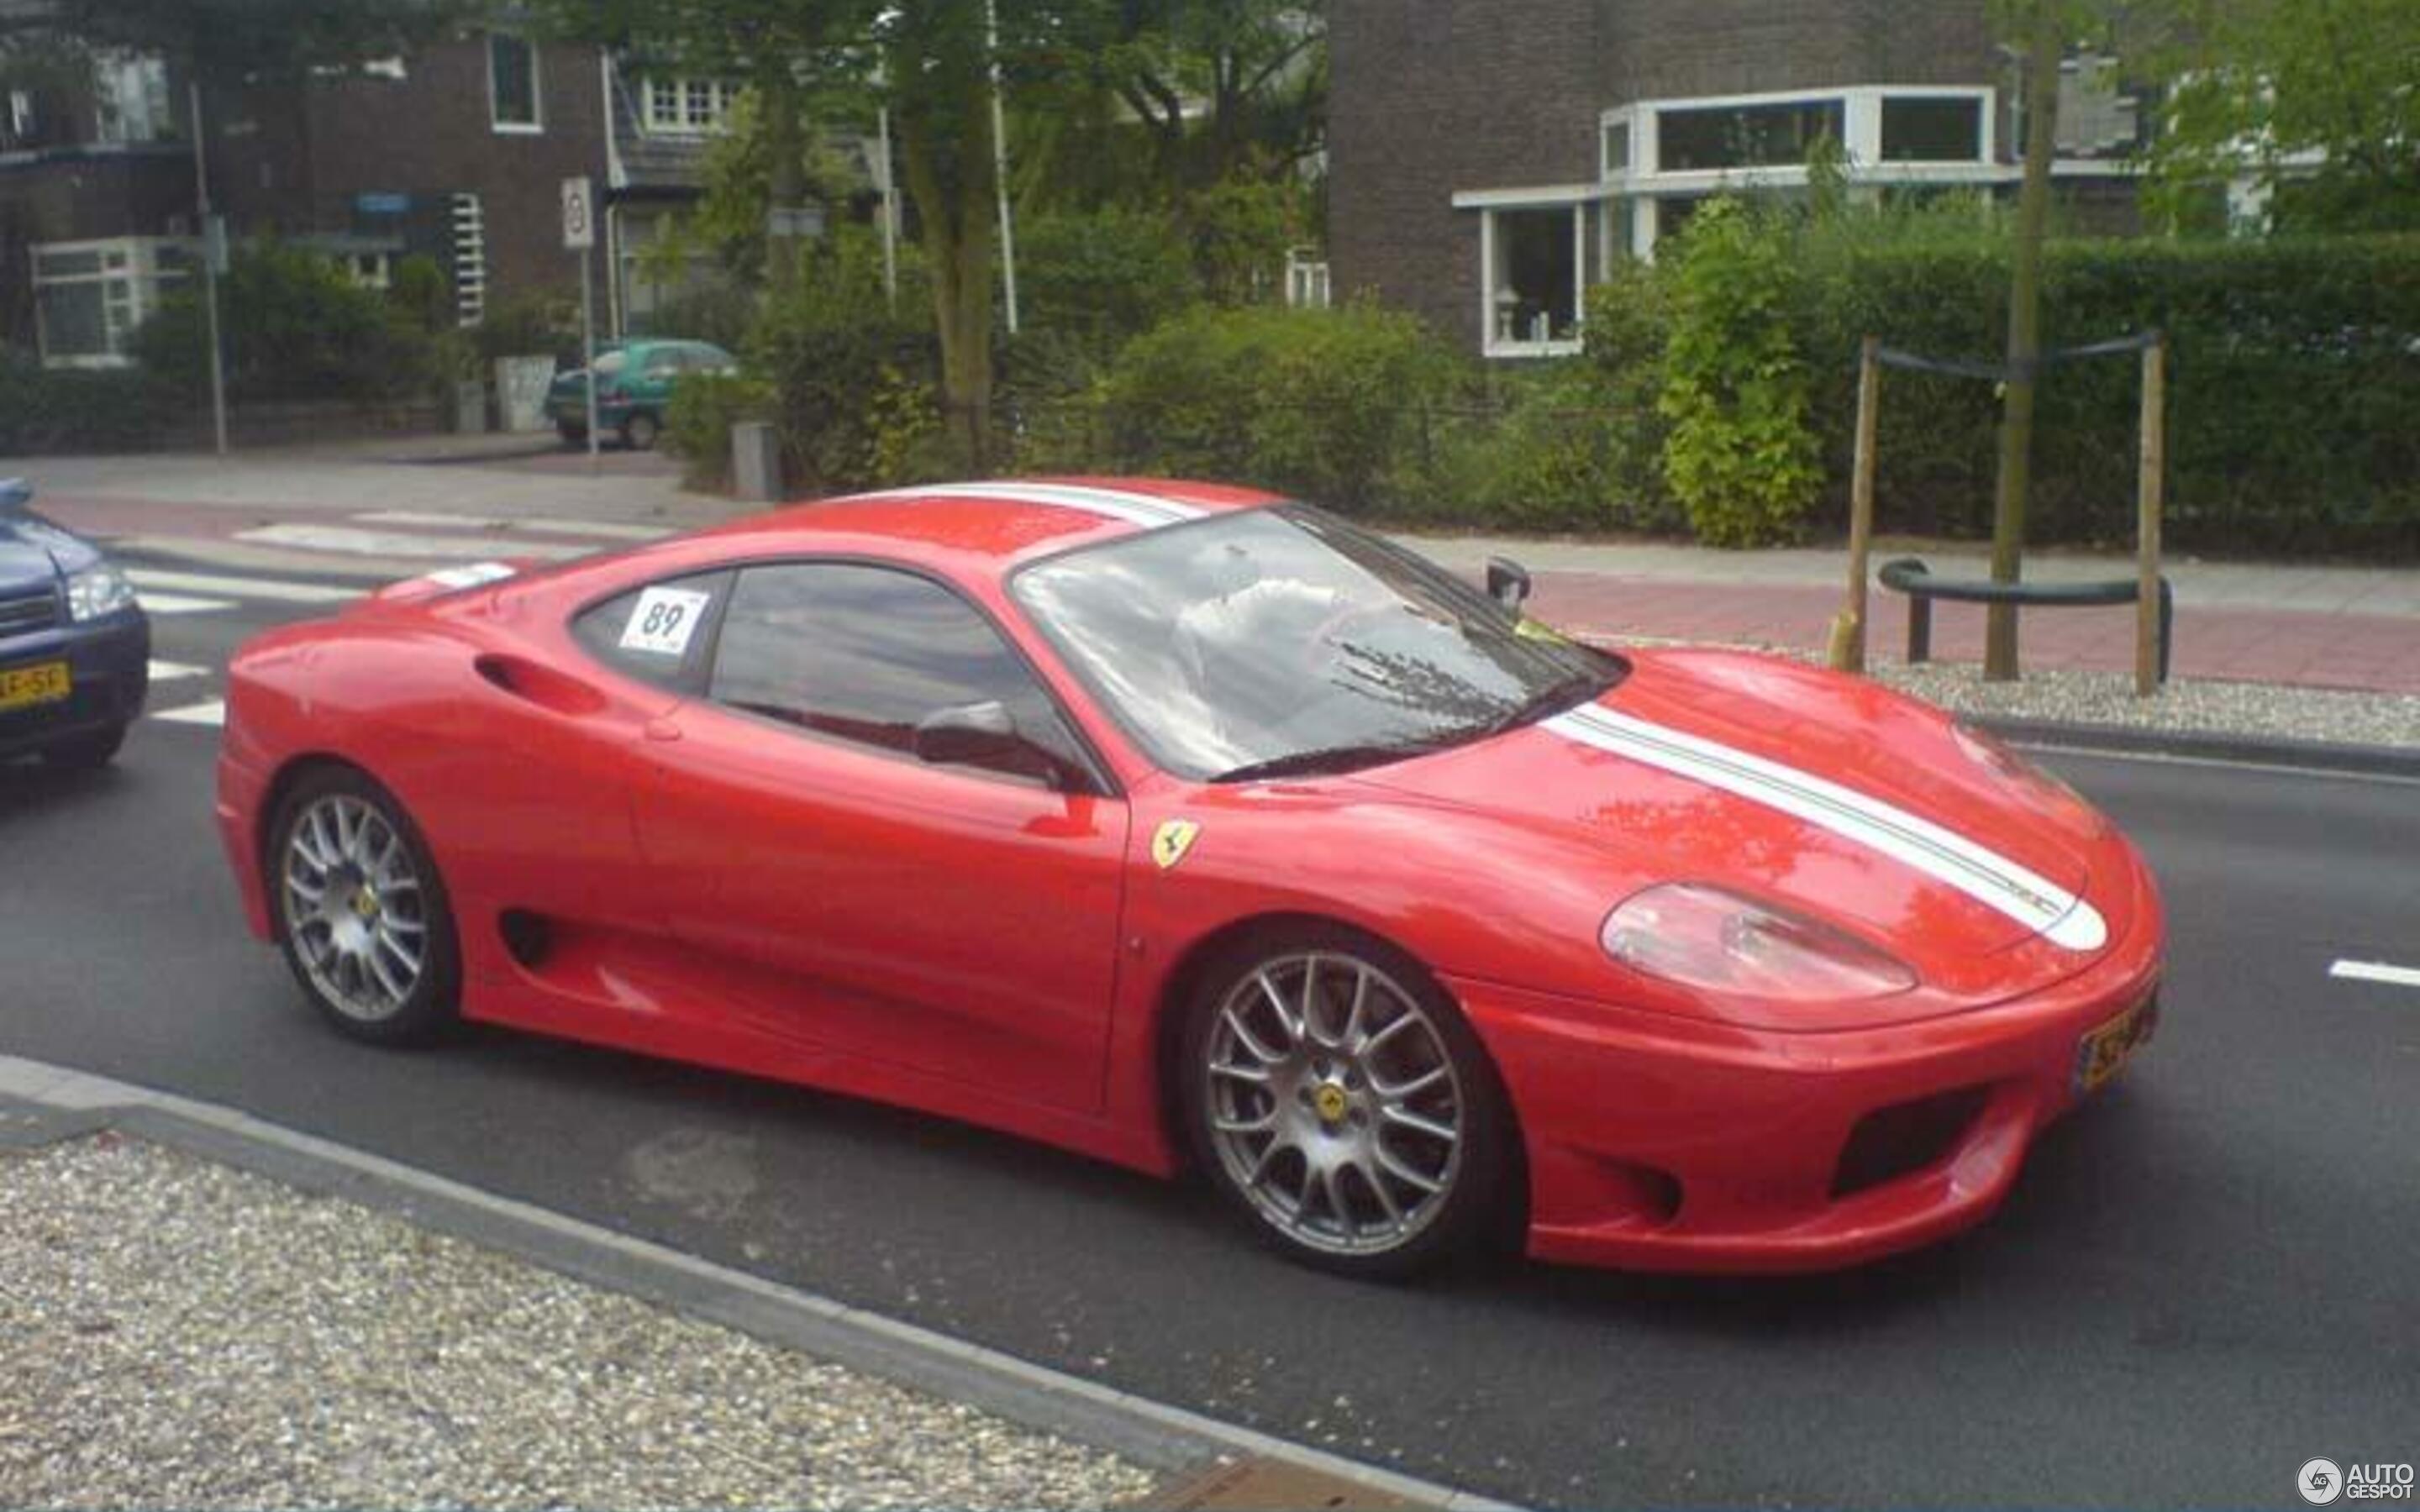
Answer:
[0,24,733,367]
[1328,0,2144,357]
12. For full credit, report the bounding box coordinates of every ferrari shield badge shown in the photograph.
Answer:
[1151,818,1202,871]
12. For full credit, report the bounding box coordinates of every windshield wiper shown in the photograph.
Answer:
[1483,669,1606,735]
[1209,740,1442,784]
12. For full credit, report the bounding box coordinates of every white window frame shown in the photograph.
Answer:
[1284,247,1331,309]
[93,53,172,144]
[1583,85,2002,260]
[487,32,544,134]
[30,236,191,369]
[642,76,736,135]
[1476,198,1589,359]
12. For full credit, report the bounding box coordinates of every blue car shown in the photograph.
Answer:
[0,479,149,769]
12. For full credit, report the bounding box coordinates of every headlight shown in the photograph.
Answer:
[66,563,138,622]
[1601,883,1918,1003]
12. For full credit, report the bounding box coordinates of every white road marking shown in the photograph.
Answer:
[147,660,207,682]
[233,524,591,562]
[152,700,225,727]
[2330,959,2420,990]
[355,510,672,541]
[134,592,237,615]
[127,569,361,606]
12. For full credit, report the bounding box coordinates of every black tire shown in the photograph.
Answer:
[1178,922,1515,1280]
[268,766,461,1047]
[556,420,587,446]
[619,411,660,450]
[39,723,127,770]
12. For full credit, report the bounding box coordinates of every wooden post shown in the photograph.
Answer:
[1835,335,1883,673]
[2135,333,2166,696]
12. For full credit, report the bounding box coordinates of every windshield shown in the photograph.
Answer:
[1011,506,1624,781]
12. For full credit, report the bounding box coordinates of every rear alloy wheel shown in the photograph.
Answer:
[271,769,460,1045]
[619,411,660,450]
[1183,932,1512,1278]
[39,723,127,770]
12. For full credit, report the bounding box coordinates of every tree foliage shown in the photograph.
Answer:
[2144,0,2420,232]
[0,0,471,83]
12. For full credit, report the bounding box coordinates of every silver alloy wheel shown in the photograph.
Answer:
[1202,952,1465,1257]
[281,793,429,1023]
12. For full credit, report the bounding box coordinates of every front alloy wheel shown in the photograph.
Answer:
[272,769,460,1044]
[1186,934,1510,1277]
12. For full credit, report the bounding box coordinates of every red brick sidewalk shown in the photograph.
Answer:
[1532,573,2420,696]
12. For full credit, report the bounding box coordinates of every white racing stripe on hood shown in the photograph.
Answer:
[850,481,1205,529]
[1545,705,2109,953]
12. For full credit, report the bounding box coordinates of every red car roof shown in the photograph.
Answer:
[686,478,1282,573]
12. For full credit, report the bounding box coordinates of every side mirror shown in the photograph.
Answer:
[913,700,1022,769]
[1485,555,1533,610]
[0,479,30,514]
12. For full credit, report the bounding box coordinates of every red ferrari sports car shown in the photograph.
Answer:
[217,479,2163,1278]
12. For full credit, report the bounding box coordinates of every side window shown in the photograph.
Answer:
[643,347,681,378]
[571,570,732,691]
[708,563,1090,788]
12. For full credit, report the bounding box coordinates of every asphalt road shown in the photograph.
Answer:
[5,579,2417,1509]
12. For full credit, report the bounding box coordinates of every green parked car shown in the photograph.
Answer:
[547,339,739,450]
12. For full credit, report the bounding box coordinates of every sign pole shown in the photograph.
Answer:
[1839,335,1883,674]
[187,81,229,458]
[563,176,600,470]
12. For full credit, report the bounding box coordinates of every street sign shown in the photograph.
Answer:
[560,176,595,251]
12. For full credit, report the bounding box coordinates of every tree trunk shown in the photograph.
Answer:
[897,92,997,471]
[760,67,805,298]
[1985,3,2062,681]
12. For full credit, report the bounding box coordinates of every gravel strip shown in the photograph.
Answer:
[1602,633,2420,749]
[1871,660,2420,749]
[0,1133,1159,1510]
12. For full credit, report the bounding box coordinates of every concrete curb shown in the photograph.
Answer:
[1984,717,2420,780]
[0,1054,1517,1512]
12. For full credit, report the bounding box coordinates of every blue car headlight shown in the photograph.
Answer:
[66,563,138,622]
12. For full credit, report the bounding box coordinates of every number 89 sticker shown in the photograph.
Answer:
[618,585,713,657]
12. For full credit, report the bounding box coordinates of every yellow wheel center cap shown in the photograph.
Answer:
[351,888,379,920]
[1313,1084,1349,1124]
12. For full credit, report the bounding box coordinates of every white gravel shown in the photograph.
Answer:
[0,1134,1160,1511]
[1871,660,2420,749]
[1604,633,2420,750]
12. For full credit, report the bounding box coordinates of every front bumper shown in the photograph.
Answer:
[1455,878,2165,1273]
[0,609,150,759]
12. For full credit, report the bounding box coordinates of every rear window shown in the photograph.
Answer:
[570,570,733,691]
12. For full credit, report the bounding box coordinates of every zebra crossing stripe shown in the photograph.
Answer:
[148,661,207,682]
[153,700,226,727]
[135,592,237,616]
[126,570,360,606]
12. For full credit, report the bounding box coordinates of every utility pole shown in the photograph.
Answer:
[985,0,1018,334]
[186,78,229,457]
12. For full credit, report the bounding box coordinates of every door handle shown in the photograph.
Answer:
[644,717,682,743]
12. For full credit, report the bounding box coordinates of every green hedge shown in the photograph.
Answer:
[0,356,181,454]
[1795,232,2420,556]
[1073,302,1461,512]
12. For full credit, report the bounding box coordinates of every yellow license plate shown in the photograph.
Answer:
[0,660,71,712]
[2075,994,2159,1095]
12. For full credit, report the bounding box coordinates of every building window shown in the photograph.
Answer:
[32,239,188,368]
[5,88,34,144]
[1881,96,1985,162]
[488,33,541,132]
[93,54,172,144]
[1658,97,1844,171]
[643,76,734,134]
[1484,206,1583,355]
[1285,249,1331,309]
[1602,117,1632,177]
